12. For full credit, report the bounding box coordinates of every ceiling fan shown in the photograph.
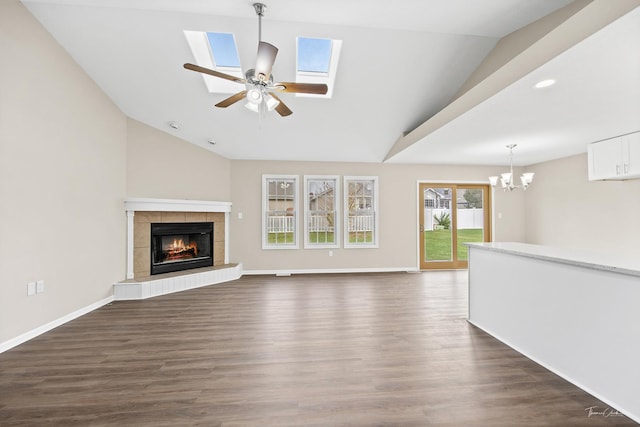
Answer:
[184,3,328,117]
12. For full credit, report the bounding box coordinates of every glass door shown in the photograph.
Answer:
[419,183,491,269]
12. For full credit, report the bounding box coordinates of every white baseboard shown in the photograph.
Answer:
[244,267,419,275]
[0,296,114,354]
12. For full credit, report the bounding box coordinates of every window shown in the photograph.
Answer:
[184,30,243,94]
[297,38,332,73]
[206,32,241,68]
[344,176,378,248]
[296,37,342,98]
[304,176,339,248]
[262,175,298,249]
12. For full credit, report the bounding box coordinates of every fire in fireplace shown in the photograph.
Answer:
[162,238,198,261]
[150,222,213,275]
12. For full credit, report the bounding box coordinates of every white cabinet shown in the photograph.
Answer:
[588,131,640,180]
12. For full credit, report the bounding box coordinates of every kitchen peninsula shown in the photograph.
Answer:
[466,242,640,423]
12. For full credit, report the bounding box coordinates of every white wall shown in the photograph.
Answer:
[524,153,640,260]
[0,1,127,344]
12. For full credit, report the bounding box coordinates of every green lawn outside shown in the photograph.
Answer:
[268,232,373,244]
[268,232,294,244]
[308,232,335,244]
[348,231,373,244]
[424,228,483,261]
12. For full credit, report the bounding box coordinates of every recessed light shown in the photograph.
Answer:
[168,121,181,130]
[534,79,556,89]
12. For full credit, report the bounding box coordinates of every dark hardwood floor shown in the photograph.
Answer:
[0,271,636,426]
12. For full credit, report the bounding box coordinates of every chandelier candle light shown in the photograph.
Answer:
[489,144,534,191]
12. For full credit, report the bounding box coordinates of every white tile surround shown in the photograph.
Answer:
[115,198,241,300]
[113,264,243,300]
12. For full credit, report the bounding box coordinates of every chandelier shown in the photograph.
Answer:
[489,144,534,191]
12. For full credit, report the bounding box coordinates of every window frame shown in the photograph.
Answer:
[262,175,299,250]
[343,176,379,249]
[304,175,340,249]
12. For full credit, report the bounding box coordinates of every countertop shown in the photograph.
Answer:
[466,242,640,278]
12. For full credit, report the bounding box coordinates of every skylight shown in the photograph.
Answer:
[184,30,243,94]
[297,37,332,74]
[296,37,342,99]
[206,32,241,68]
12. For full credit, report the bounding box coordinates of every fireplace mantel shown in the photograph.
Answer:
[124,198,231,213]
[124,198,231,279]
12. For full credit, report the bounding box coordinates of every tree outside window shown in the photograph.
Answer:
[262,175,298,249]
[304,176,339,248]
[344,176,378,248]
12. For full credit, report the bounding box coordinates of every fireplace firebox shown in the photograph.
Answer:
[150,222,213,275]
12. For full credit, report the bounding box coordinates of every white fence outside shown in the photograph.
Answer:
[308,214,335,233]
[268,214,374,234]
[348,214,374,232]
[267,215,295,233]
[425,208,484,230]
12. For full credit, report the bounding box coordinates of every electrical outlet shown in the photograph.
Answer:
[329,250,334,257]
[36,280,45,294]
[27,282,36,296]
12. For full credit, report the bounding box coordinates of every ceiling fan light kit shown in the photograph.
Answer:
[247,87,263,104]
[183,3,327,117]
[489,144,535,191]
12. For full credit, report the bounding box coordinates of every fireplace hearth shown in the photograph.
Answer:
[150,222,213,275]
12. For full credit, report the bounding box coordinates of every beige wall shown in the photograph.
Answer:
[524,153,640,257]
[230,160,526,272]
[491,177,527,243]
[126,118,231,201]
[0,1,127,343]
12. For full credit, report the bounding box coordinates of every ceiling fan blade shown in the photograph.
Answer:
[255,41,278,82]
[183,63,245,84]
[215,90,247,108]
[273,82,328,95]
[270,93,293,117]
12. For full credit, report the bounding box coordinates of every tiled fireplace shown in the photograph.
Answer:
[114,198,242,300]
[132,211,224,278]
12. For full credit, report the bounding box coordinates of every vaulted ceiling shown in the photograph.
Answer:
[21,0,640,166]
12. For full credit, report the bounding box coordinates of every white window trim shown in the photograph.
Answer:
[343,176,379,249]
[304,175,340,249]
[262,174,299,250]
